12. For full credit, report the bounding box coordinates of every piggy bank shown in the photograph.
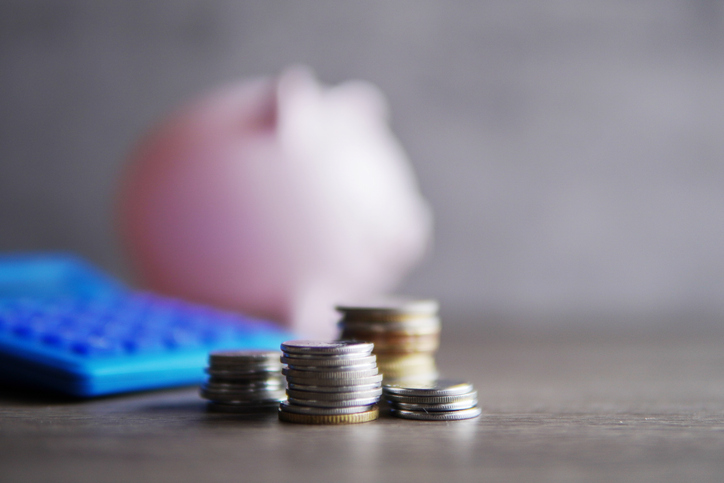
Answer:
[118,67,432,337]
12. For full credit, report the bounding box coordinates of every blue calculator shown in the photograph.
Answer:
[0,253,293,397]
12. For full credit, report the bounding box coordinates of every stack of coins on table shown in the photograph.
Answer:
[383,379,481,421]
[200,350,286,412]
[336,298,440,383]
[278,340,382,424]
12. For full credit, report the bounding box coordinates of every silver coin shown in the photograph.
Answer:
[287,381,382,393]
[286,387,382,401]
[206,377,284,387]
[203,380,284,392]
[201,386,285,396]
[205,395,285,404]
[388,398,478,412]
[209,350,281,365]
[207,401,280,413]
[201,388,286,402]
[335,298,439,316]
[282,362,378,372]
[281,354,377,367]
[389,406,482,421]
[282,364,380,379]
[281,351,372,362]
[287,396,380,408]
[208,360,282,370]
[206,368,283,379]
[201,383,286,394]
[205,395,280,406]
[285,374,383,387]
[383,379,474,397]
[281,340,374,356]
[206,374,282,383]
[385,390,478,404]
[280,400,376,416]
[201,389,285,400]
[384,388,477,403]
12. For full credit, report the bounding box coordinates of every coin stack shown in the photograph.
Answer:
[201,350,286,412]
[336,298,440,383]
[383,379,481,421]
[278,340,382,424]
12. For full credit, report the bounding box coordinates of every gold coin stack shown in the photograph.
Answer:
[336,298,440,383]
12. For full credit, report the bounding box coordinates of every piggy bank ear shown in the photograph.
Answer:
[275,65,326,150]
[326,80,390,123]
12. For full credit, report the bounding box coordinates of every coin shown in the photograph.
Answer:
[381,373,440,385]
[340,318,441,333]
[287,381,382,393]
[207,401,280,413]
[202,380,284,392]
[287,396,380,408]
[385,389,478,404]
[279,400,376,416]
[200,349,285,410]
[281,340,373,356]
[279,340,382,423]
[205,368,284,379]
[377,367,438,379]
[204,394,286,404]
[280,354,377,367]
[282,362,378,373]
[286,387,382,401]
[346,335,439,354]
[376,353,436,363]
[206,359,283,371]
[336,298,439,318]
[382,375,440,385]
[388,398,478,412]
[378,361,437,374]
[209,350,281,365]
[389,406,481,421]
[282,367,379,379]
[202,385,284,394]
[284,373,383,387]
[280,351,372,362]
[383,379,474,397]
[278,406,379,424]
[201,384,284,396]
[200,388,286,403]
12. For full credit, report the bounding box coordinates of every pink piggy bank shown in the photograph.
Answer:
[118,67,432,337]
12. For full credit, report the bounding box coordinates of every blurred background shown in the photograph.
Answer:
[1,0,723,329]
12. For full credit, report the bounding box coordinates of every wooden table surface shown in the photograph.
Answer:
[2,324,724,482]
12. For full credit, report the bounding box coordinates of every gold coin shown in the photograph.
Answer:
[340,315,441,328]
[380,368,438,380]
[339,324,441,337]
[371,339,440,354]
[376,353,437,368]
[278,406,379,424]
[340,331,439,346]
[335,298,439,318]
[378,368,437,378]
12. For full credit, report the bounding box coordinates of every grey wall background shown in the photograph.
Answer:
[1,1,723,326]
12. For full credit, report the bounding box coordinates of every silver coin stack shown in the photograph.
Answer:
[279,340,382,424]
[383,379,481,421]
[201,350,286,412]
